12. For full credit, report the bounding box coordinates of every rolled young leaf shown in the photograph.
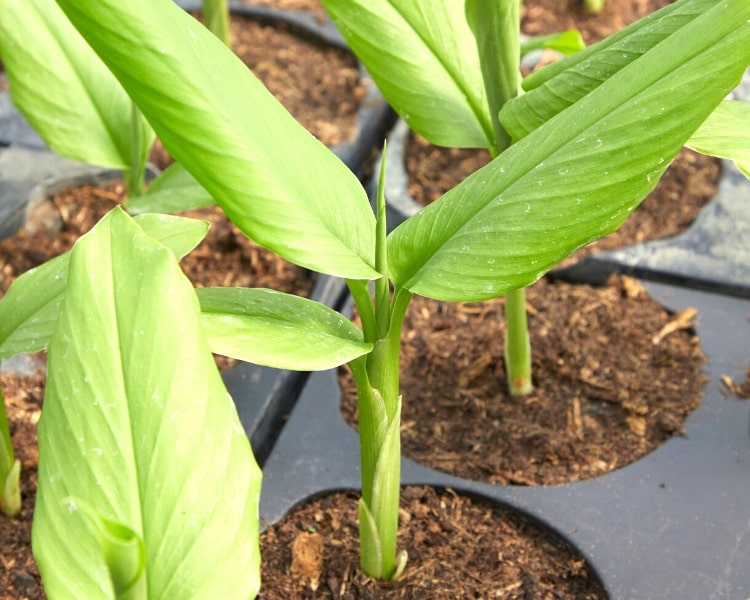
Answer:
[197,287,373,370]
[54,0,378,280]
[0,213,209,360]
[0,0,153,169]
[388,0,750,302]
[322,0,492,148]
[33,207,261,599]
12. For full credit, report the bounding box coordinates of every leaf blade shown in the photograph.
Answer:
[55,0,377,279]
[389,0,750,301]
[322,0,492,148]
[197,287,373,370]
[0,0,153,169]
[32,207,261,599]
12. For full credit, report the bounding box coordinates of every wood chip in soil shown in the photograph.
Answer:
[341,275,705,486]
[259,486,606,599]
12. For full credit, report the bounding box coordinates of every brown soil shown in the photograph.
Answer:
[239,0,328,23]
[259,486,606,599]
[341,275,704,485]
[522,0,673,45]
[0,180,312,297]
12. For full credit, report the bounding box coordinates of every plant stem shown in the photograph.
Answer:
[0,382,21,517]
[202,0,231,47]
[349,288,411,581]
[125,101,146,199]
[348,149,410,580]
[468,0,533,395]
[504,287,532,394]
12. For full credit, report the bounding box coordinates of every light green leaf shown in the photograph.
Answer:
[55,0,377,280]
[197,287,373,370]
[33,207,261,599]
[0,213,209,360]
[322,0,491,148]
[0,0,153,169]
[687,100,750,179]
[126,163,215,215]
[388,0,750,302]
[520,30,586,57]
[501,0,722,142]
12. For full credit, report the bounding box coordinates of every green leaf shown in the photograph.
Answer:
[197,287,373,370]
[0,213,209,360]
[55,0,377,280]
[520,30,586,57]
[465,0,521,152]
[687,100,750,179]
[32,207,261,599]
[322,0,491,148]
[0,0,154,169]
[501,0,728,142]
[126,163,215,215]
[388,0,750,302]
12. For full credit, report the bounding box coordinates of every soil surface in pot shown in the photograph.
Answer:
[349,0,714,486]
[341,275,705,486]
[260,486,606,599]
[0,180,312,298]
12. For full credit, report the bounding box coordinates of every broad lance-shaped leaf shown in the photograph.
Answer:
[322,0,492,149]
[197,287,372,370]
[55,0,377,280]
[388,0,750,302]
[687,100,750,179]
[33,207,261,599]
[0,213,209,360]
[0,0,153,169]
[501,0,733,142]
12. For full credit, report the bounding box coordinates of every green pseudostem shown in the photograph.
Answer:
[467,0,531,396]
[347,149,411,581]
